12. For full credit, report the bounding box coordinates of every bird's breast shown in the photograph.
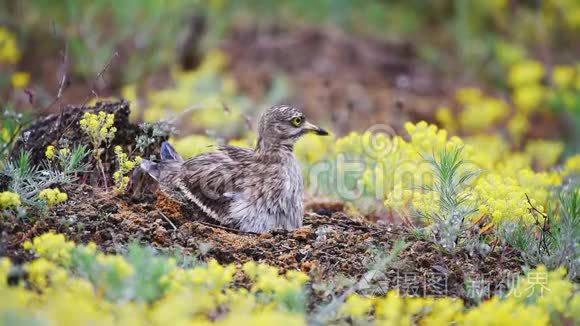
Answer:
[226,156,304,232]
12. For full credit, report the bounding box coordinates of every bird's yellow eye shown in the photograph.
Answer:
[291,116,303,127]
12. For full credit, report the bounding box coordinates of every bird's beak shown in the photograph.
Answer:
[303,121,329,136]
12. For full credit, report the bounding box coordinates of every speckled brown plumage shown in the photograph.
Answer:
[141,105,328,233]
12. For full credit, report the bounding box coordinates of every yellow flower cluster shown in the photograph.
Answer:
[0,191,21,210]
[507,266,579,318]
[437,87,508,132]
[0,258,10,285]
[552,65,578,89]
[95,254,135,279]
[474,174,539,222]
[2,233,310,325]
[137,50,243,129]
[508,61,579,142]
[227,135,257,149]
[294,133,333,165]
[25,257,69,289]
[243,261,308,301]
[0,27,21,64]
[405,121,463,154]
[341,266,578,325]
[301,120,566,225]
[123,49,264,156]
[402,122,563,223]
[509,59,545,88]
[434,58,579,146]
[45,145,56,159]
[45,145,71,160]
[510,61,547,114]
[23,232,75,264]
[38,188,68,207]
[3,233,579,325]
[455,88,509,131]
[112,146,142,193]
[171,135,216,158]
[435,106,457,132]
[386,122,465,216]
[544,0,580,29]
[525,140,565,170]
[343,291,464,324]
[79,111,117,156]
[562,154,580,177]
[164,258,235,293]
[11,71,30,89]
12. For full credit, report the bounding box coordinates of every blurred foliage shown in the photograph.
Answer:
[1,0,196,82]
[0,109,25,162]
[0,233,578,324]
[1,0,579,84]
[437,60,580,154]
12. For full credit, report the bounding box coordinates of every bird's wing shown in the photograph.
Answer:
[217,145,253,160]
[172,146,254,222]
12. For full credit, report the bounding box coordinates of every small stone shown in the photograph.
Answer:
[153,226,168,245]
[292,227,315,241]
[300,260,320,272]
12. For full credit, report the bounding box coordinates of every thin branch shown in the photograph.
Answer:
[197,220,259,236]
[220,99,253,131]
[525,193,551,255]
[157,209,177,231]
[220,99,231,113]
[44,42,70,112]
[80,51,120,108]
[525,193,548,219]
[58,51,120,142]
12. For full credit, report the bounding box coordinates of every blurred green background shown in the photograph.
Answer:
[1,0,579,155]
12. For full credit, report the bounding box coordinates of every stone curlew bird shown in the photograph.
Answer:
[140,105,328,233]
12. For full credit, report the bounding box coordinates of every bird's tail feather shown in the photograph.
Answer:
[161,141,183,161]
[140,141,183,182]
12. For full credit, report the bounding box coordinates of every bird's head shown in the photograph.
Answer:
[257,105,328,151]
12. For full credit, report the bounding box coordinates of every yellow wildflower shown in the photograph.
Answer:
[508,266,577,318]
[0,191,21,210]
[461,296,549,325]
[342,293,373,317]
[171,135,216,158]
[508,112,530,145]
[11,71,30,89]
[562,154,580,177]
[96,254,135,278]
[0,27,21,64]
[295,133,333,165]
[435,106,457,132]
[552,65,576,89]
[113,146,143,193]
[0,258,11,286]
[45,145,56,159]
[59,147,71,157]
[508,59,545,87]
[513,84,546,112]
[80,111,117,158]
[495,40,526,66]
[455,87,483,105]
[525,140,564,170]
[460,97,509,130]
[23,232,75,264]
[2,232,579,325]
[39,188,68,206]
